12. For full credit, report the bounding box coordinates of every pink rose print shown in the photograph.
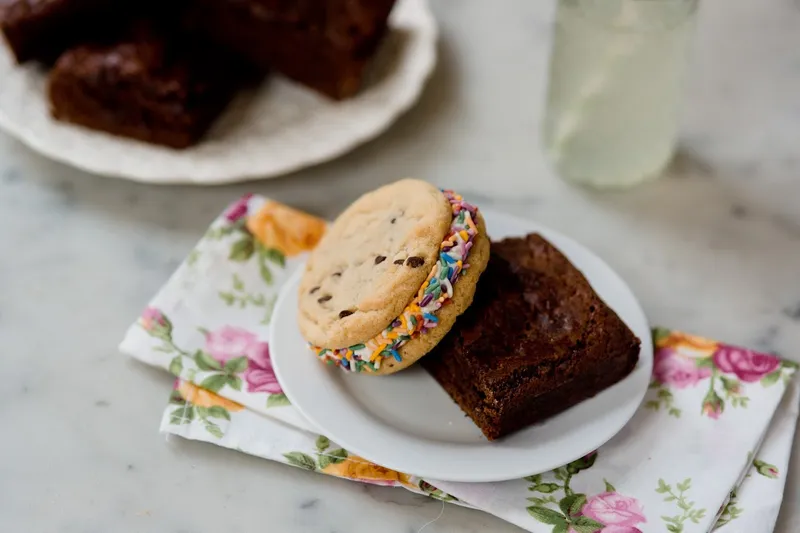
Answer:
[714,346,781,383]
[244,342,283,394]
[204,326,282,394]
[140,306,166,331]
[653,348,711,388]
[583,492,646,528]
[601,527,643,533]
[205,326,262,364]
[702,401,722,419]
[223,193,253,222]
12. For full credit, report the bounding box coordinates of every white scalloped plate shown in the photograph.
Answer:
[0,0,436,184]
[270,209,653,482]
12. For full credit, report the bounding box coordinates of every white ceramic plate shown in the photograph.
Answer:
[270,209,652,482]
[0,0,436,184]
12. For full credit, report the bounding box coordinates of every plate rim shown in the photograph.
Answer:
[271,209,653,482]
[0,0,437,184]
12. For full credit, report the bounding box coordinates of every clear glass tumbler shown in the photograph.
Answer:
[543,0,698,189]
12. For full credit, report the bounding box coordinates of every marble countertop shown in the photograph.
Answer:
[3,0,800,531]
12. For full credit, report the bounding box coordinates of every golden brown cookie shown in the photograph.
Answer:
[300,181,490,374]
[298,179,452,348]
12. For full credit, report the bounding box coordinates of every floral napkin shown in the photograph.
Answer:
[120,195,800,533]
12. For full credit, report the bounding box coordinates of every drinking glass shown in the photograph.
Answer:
[543,0,699,189]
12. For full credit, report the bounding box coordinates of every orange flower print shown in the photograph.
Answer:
[245,201,326,257]
[177,381,243,412]
[658,331,718,359]
[322,455,410,486]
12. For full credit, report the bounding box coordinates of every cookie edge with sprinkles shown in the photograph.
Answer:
[297,179,452,348]
[312,191,489,374]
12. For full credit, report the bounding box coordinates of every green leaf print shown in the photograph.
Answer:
[566,452,597,474]
[258,256,273,285]
[695,356,715,368]
[652,327,671,344]
[200,374,228,393]
[318,448,347,470]
[158,314,174,337]
[262,247,286,267]
[328,448,347,463]
[646,385,681,417]
[534,483,560,493]
[206,406,231,420]
[205,222,240,241]
[186,249,201,266]
[283,452,317,471]
[195,350,222,371]
[266,393,291,407]
[657,478,706,532]
[229,237,255,261]
[224,356,249,374]
[528,496,559,505]
[217,274,276,322]
[715,488,743,529]
[168,356,183,376]
[317,455,332,470]
[571,516,604,533]
[526,506,567,526]
[204,422,224,439]
[604,479,616,492]
[226,374,243,391]
[219,292,235,306]
[169,406,194,425]
[315,436,330,452]
[761,371,781,387]
[559,494,586,517]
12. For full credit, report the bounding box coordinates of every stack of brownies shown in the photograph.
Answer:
[0,0,397,148]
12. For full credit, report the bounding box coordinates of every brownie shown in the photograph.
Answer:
[183,0,396,99]
[422,234,641,440]
[47,22,250,149]
[0,0,133,64]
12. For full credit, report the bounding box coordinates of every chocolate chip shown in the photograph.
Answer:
[393,259,405,265]
[406,257,425,268]
[338,310,354,318]
[375,256,386,265]
[310,286,320,294]
[390,218,396,224]
[317,295,332,303]
[332,272,341,278]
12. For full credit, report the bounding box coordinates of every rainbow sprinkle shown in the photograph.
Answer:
[311,190,479,372]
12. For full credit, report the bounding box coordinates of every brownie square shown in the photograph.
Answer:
[182,0,396,99]
[0,0,132,64]
[422,234,641,440]
[47,22,250,149]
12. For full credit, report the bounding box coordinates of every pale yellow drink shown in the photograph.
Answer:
[543,0,698,189]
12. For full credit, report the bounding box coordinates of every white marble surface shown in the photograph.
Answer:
[2,0,800,531]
